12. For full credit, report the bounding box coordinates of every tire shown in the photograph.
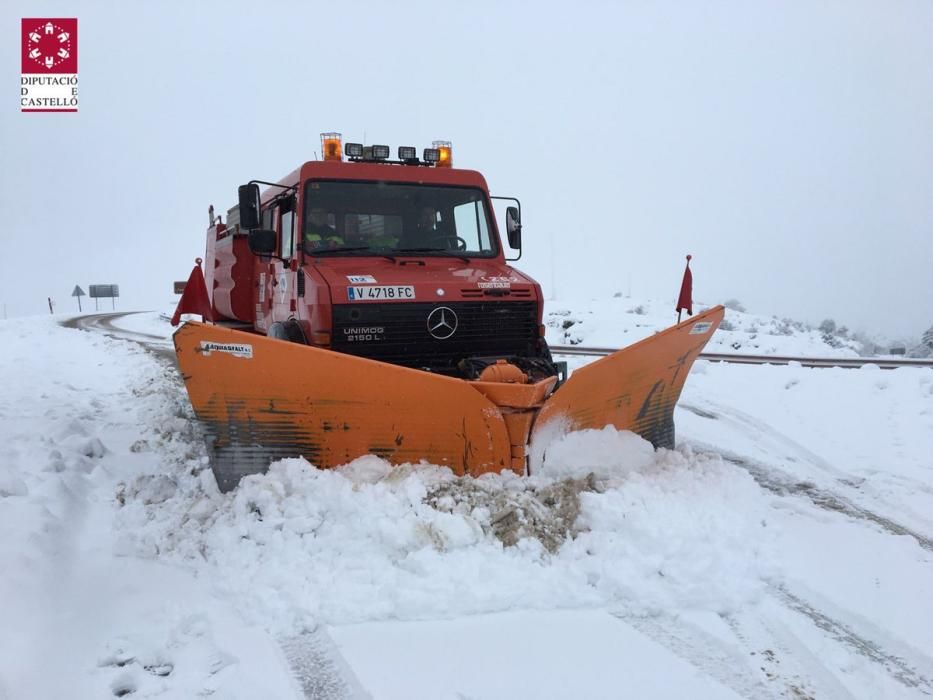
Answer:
[268,322,289,341]
[269,320,308,344]
[283,319,308,344]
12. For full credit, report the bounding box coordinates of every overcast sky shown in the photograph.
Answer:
[2,0,931,339]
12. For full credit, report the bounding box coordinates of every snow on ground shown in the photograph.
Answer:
[544,296,862,356]
[681,362,933,538]
[0,317,297,699]
[1,303,931,699]
[108,308,178,338]
[329,609,741,700]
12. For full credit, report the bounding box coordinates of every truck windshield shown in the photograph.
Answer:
[303,180,498,257]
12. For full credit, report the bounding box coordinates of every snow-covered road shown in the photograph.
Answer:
[1,304,930,699]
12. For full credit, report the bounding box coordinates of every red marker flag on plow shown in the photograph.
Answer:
[676,254,693,321]
[171,258,213,326]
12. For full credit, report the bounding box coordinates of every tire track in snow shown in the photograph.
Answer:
[610,612,782,699]
[617,585,933,699]
[62,312,176,363]
[684,399,933,535]
[771,586,933,695]
[680,401,933,694]
[681,403,933,553]
[719,608,853,700]
[713,449,933,553]
[279,632,370,700]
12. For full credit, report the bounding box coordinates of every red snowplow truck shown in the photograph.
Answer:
[173,133,723,490]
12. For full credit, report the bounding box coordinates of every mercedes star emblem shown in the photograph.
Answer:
[427,306,458,340]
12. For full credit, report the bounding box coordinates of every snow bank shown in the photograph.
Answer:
[534,424,657,480]
[0,317,296,699]
[545,296,863,356]
[118,425,775,638]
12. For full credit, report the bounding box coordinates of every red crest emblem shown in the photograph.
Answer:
[22,18,78,74]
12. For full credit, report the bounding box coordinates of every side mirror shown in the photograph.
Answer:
[238,183,261,230]
[506,206,522,249]
[247,228,276,255]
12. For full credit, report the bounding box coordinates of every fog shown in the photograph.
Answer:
[2,0,931,339]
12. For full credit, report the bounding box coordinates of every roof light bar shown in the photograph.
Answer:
[319,137,450,165]
[433,140,453,168]
[321,132,342,161]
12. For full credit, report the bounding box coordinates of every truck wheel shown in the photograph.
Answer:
[269,323,288,341]
[283,319,308,344]
[268,321,308,345]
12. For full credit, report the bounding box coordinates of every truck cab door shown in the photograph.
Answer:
[271,197,296,324]
[253,204,277,333]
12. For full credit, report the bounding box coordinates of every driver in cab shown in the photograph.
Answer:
[304,208,344,251]
[417,206,450,248]
[418,206,438,236]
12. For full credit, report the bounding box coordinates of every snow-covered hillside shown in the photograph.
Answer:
[1,303,931,699]
[544,297,863,357]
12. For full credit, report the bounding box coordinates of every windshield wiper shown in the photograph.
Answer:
[396,248,471,264]
[310,246,370,254]
[309,246,396,262]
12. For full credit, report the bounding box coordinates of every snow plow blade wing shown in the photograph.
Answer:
[532,306,725,450]
[173,322,514,490]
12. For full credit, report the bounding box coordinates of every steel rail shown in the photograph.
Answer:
[551,345,933,370]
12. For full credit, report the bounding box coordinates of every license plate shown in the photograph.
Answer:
[347,285,416,301]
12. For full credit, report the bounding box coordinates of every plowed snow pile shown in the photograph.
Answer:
[116,375,775,633]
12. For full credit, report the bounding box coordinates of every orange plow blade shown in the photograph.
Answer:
[174,306,722,491]
[174,322,521,490]
[532,305,725,450]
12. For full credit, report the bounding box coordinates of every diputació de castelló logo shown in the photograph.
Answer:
[21,18,79,113]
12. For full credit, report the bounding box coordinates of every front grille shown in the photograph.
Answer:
[332,301,539,373]
[459,288,533,299]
